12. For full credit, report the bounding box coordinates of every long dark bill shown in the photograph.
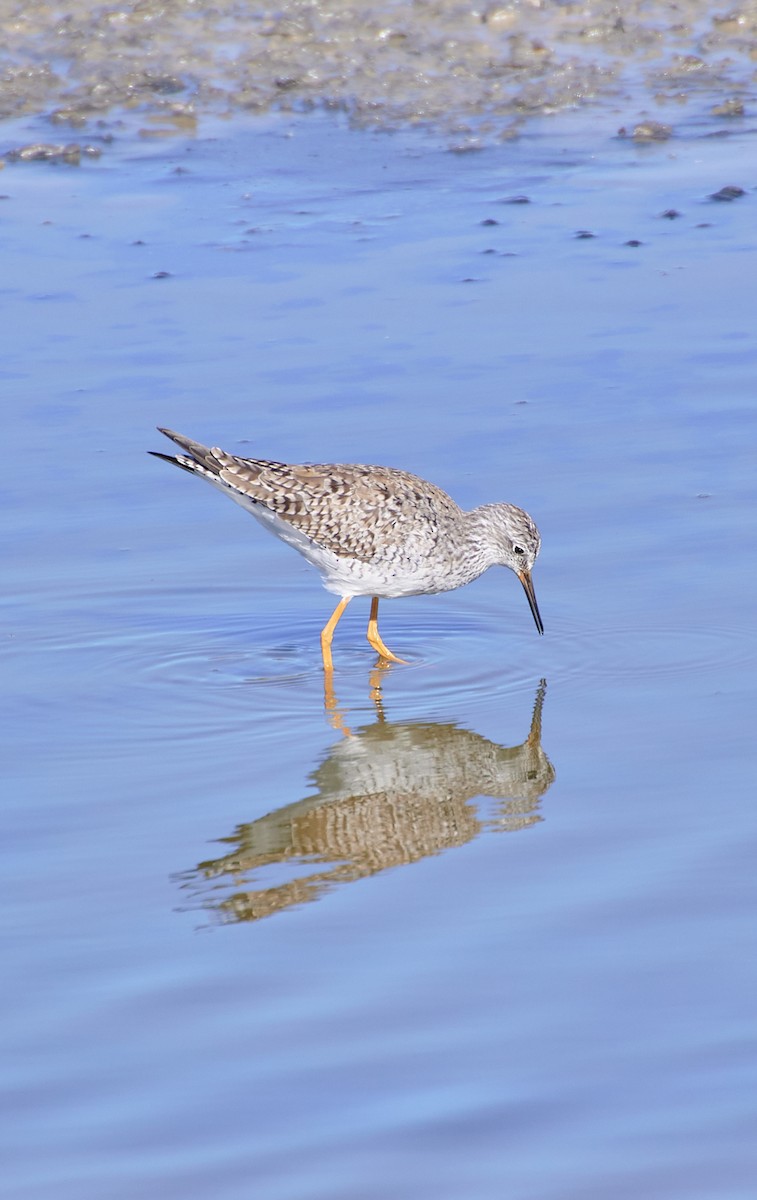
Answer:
[518,570,544,635]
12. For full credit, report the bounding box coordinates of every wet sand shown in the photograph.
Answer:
[1,0,756,148]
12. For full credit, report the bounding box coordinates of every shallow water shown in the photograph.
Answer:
[3,96,757,1198]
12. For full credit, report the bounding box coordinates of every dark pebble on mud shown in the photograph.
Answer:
[709,185,746,201]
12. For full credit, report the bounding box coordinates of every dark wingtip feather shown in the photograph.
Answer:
[152,428,219,471]
[148,449,197,475]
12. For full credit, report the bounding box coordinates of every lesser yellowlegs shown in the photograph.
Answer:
[150,428,543,670]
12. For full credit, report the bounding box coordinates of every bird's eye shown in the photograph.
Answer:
[514,545,525,556]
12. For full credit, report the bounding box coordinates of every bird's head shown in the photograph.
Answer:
[480,503,543,634]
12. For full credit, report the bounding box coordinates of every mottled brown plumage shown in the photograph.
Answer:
[219,456,463,564]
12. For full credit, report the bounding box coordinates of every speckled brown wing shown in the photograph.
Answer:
[211,452,462,563]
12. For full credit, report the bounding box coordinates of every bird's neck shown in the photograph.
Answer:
[445,508,500,588]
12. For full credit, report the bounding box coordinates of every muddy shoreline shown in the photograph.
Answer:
[1,0,755,147]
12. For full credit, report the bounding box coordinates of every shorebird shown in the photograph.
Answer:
[150,428,543,670]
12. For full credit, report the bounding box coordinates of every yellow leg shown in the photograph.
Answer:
[366,596,408,664]
[320,596,351,672]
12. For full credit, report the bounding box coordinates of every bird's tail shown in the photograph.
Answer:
[148,428,223,478]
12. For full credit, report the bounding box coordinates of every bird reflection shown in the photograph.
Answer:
[177,680,554,924]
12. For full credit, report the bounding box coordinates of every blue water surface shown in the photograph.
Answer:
[2,107,757,1199]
